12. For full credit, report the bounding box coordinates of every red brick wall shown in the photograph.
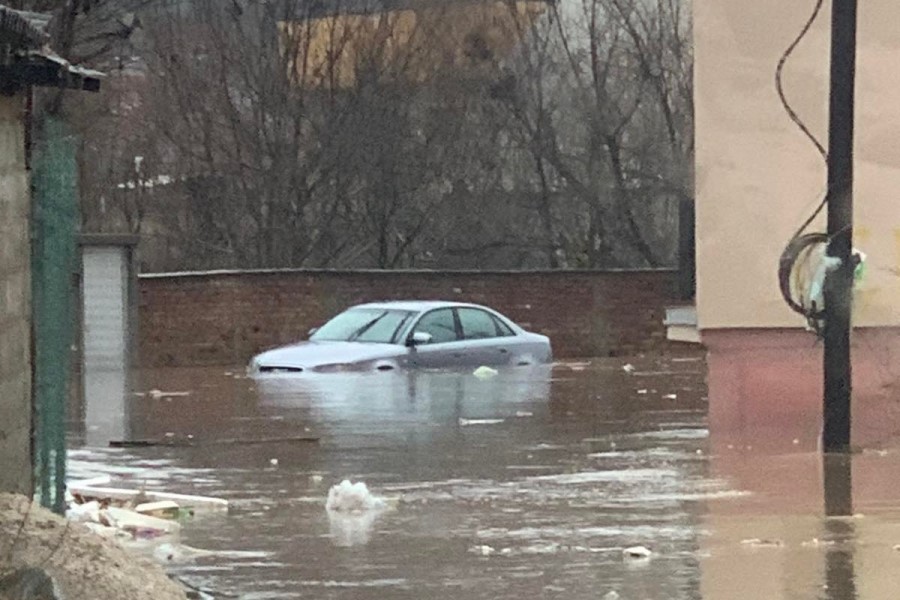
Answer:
[138,269,678,366]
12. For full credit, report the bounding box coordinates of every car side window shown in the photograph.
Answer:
[491,315,515,337]
[414,309,459,344]
[458,308,502,340]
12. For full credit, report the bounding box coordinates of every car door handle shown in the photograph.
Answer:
[498,348,509,354]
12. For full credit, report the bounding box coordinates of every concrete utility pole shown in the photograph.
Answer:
[822,0,857,453]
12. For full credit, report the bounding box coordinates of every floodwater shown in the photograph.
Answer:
[67,357,900,599]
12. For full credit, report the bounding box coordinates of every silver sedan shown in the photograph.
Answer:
[249,301,552,375]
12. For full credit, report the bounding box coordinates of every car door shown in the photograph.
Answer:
[407,308,467,369]
[456,307,515,367]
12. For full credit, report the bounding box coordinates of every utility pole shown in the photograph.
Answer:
[822,0,857,453]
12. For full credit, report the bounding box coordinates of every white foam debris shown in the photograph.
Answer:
[663,393,678,400]
[473,366,499,379]
[741,538,784,548]
[602,592,621,600]
[459,418,505,426]
[637,389,649,395]
[146,389,192,400]
[623,545,652,559]
[801,538,836,548]
[325,480,389,547]
[470,544,496,556]
[66,500,101,523]
[269,458,279,466]
[515,411,534,418]
[622,364,636,374]
[326,480,384,514]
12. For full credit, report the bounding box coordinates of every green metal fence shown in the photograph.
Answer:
[31,117,78,513]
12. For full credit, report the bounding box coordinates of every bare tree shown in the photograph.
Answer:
[63,0,693,272]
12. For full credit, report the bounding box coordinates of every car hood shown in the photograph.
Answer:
[252,341,407,370]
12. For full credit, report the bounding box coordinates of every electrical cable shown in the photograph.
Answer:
[775,0,831,321]
[775,0,827,165]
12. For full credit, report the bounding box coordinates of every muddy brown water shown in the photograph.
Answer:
[67,357,900,599]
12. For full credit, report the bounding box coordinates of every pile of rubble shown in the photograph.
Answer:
[0,494,188,600]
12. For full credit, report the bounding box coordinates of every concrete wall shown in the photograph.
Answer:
[138,269,679,367]
[694,0,900,330]
[0,93,32,495]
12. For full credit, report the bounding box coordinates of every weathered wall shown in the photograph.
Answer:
[138,269,678,366]
[0,94,32,495]
[694,0,900,330]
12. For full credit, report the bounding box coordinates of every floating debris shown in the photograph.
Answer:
[473,366,499,379]
[459,418,505,426]
[662,393,678,400]
[515,411,534,418]
[741,538,784,548]
[134,500,180,520]
[623,545,652,559]
[326,480,384,514]
[622,364,636,374]
[801,538,836,548]
[269,458,279,467]
[109,435,318,448]
[470,544,496,557]
[68,484,229,512]
[103,506,181,539]
[146,389,192,400]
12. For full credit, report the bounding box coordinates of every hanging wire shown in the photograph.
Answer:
[775,0,832,322]
[775,0,828,165]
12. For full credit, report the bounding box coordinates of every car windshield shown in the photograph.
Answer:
[310,308,415,344]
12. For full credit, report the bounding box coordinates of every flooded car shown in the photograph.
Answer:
[248,301,552,375]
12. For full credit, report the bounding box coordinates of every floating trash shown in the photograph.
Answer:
[326,480,384,514]
[470,544,496,557]
[473,366,499,379]
[459,418,505,426]
[146,389,192,400]
[741,538,784,548]
[623,545,652,559]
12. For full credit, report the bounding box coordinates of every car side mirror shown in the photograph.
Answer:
[408,331,432,347]
[308,327,319,337]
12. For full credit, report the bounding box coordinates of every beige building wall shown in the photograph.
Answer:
[694,0,900,330]
[0,93,33,495]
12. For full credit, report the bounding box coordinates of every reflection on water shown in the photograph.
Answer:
[82,368,129,448]
[823,454,853,518]
[328,510,380,548]
[68,357,900,599]
[823,518,857,600]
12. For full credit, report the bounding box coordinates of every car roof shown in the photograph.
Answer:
[350,300,491,312]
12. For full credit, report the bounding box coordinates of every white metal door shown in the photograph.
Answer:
[82,246,128,445]
[82,246,127,371]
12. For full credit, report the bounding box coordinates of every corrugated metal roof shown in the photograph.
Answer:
[0,3,102,92]
[0,4,50,50]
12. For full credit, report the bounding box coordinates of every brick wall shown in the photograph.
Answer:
[0,94,32,495]
[139,269,679,367]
